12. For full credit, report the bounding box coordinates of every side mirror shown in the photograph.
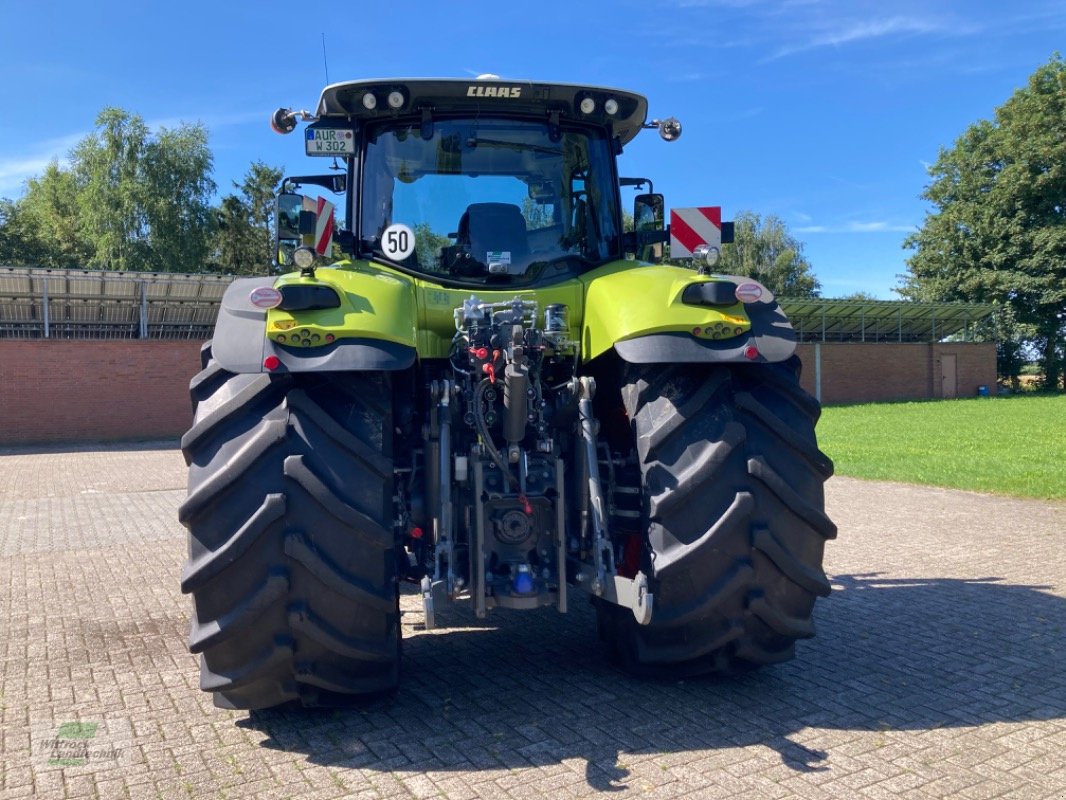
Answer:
[276,193,316,267]
[527,179,557,202]
[634,193,665,262]
[277,193,305,241]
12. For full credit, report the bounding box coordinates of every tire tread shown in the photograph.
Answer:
[180,363,398,710]
[598,360,833,677]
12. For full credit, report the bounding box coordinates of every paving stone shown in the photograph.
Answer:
[1,446,1065,798]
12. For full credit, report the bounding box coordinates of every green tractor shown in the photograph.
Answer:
[179,77,836,710]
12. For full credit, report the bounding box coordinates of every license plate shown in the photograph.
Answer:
[305,128,355,156]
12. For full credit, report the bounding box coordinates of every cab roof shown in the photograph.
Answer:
[315,78,650,145]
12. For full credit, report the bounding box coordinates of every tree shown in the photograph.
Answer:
[71,108,151,270]
[212,162,283,274]
[214,195,260,274]
[75,107,216,272]
[413,222,451,273]
[982,305,1035,390]
[140,123,216,272]
[902,55,1066,390]
[521,196,553,230]
[10,163,93,267]
[838,291,880,302]
[237,161,283,268]
[0,199,31,264]
[9,107,218,273]
[712,211,821,297]
[0,193,64,267]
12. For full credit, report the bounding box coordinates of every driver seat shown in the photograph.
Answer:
[457,203,530,274]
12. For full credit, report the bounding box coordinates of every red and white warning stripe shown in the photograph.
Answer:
[302,196,335,256]
[670,206,722,259]
[314,197,334,255]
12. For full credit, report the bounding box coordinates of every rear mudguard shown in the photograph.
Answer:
[580,263,796,364]
[211,274,417,373]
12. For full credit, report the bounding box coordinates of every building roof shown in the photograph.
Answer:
[778,297,997,343]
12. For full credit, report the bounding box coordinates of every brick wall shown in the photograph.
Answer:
[794,342,998,404]
[0,339,999,446]
[0,340,204,446]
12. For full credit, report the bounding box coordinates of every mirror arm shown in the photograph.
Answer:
[635,229,670,246]
[619,177,654,195]
[335,229,355,254]
[283,173,348,194]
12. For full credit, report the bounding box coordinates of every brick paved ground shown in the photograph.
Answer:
[1,443,1064,799]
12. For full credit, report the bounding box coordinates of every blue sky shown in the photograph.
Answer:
[1,0,1063,297]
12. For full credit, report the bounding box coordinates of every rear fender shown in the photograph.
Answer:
[211,273,417,373]
[581,263,795,364]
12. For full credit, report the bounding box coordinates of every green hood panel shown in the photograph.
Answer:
[268,263,418,348]
[579,261,753,361]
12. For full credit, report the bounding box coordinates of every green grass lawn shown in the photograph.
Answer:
[816,394,1066,500]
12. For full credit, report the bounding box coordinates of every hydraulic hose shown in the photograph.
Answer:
[474,378,522,495]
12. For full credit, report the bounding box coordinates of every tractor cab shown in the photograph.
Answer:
[271,77,677,284]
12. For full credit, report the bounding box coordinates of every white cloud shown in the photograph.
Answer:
[667,71,710,82]
[815,16,941,46]
[796,220,915,234]
[725,106,765,121]
[767,15,968,60]
[0,155,55,186]
[674,0,763,7]
[0,133,84,196]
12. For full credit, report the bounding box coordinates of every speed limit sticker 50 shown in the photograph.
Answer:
[381,223,416,261]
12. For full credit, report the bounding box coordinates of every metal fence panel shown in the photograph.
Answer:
[0,267,236,340]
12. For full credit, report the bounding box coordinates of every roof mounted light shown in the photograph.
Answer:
[362,92,378,110]
[387,90,405,109]
[579,97,596,115]
[604,98,619,116]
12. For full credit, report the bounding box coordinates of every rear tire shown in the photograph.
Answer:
[179,350,399,709]
[596,356,836,676]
